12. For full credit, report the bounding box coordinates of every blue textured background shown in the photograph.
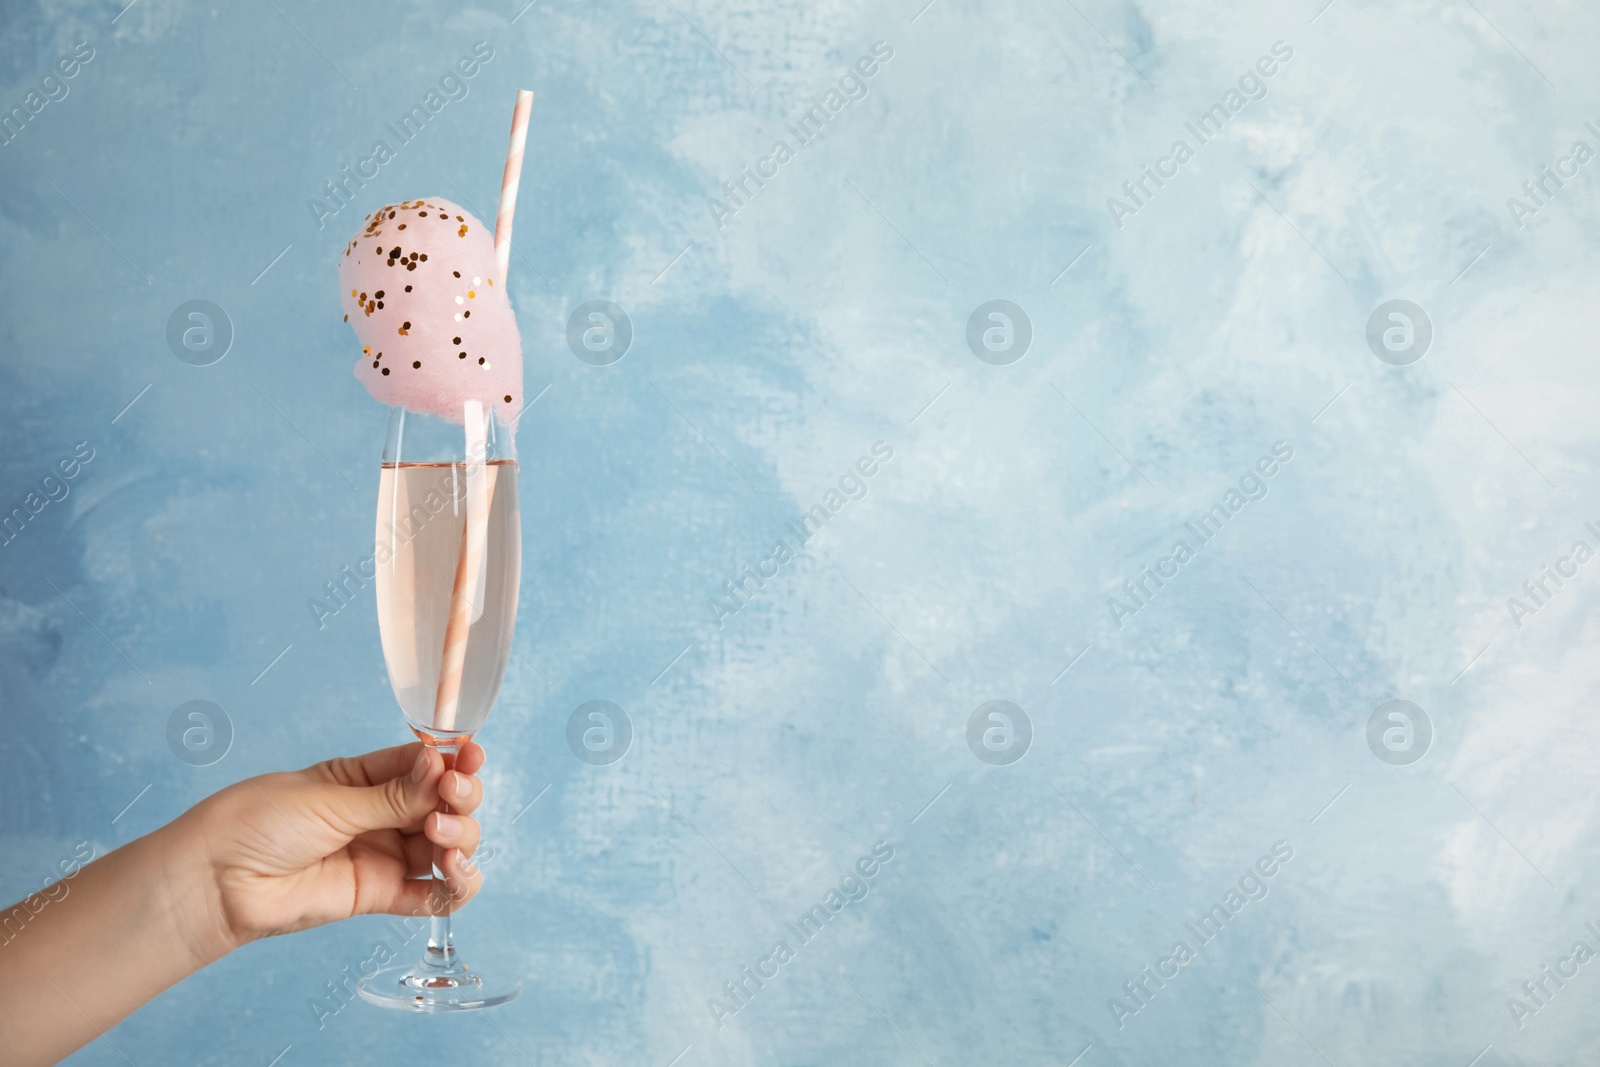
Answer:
[4,0,1598,1063]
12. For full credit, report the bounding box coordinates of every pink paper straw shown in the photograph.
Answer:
[432,402,495,733]
[432,90,531,733]
[494,89,533,283]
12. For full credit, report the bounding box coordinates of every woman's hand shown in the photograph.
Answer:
[0,742,492,1066]
[185,741,487,950]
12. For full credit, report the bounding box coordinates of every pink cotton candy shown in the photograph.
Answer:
[338,197,522,429]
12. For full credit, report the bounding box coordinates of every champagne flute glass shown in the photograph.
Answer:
[357,400,521,1012]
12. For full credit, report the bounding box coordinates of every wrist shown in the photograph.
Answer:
[144,807,242,967]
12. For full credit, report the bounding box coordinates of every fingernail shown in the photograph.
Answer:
[435,813,461,837]
[453,773,471,800]
[411,750,430,784]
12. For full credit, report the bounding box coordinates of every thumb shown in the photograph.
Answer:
[310,746,444,836]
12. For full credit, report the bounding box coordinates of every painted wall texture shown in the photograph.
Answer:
[2,0,1598,1063]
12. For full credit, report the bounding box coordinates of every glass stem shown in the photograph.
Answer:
[427,847,457,970]
[426,748,459,972]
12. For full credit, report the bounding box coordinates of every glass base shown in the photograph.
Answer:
[357,955,521,1013]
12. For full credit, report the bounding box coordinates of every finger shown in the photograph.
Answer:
[439,769,482,816]
[426,811,480,858]
[369,848,481,918]
[374,876,447,919]
[403,833,436,879]
[454,742,485,777]
[440,847,482,907]
[399,816,480,876]
[308,742,426,788]
[306,746,445,837]
[400,756,480,832]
